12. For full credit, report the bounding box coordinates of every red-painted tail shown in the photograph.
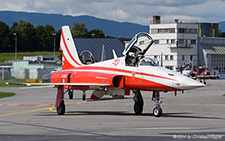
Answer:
[59,26,83,70]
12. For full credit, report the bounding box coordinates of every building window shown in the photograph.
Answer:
[190,55,193,61]
[182,55,185,61]
[178,28,197,34]
[158,29,164,33]
[154,40,159,44]
[167,39,169,44]
[191,40,196,44]
[171,39,175,44]
[178,28,184,33]
[169,28,175,33]
[151,29,158,34]
[185,29,190,33]
[165,55,168,60]
[178,39,184,44]
[190,29,197,34]
[170,55,174,60]
[157,28,175,33]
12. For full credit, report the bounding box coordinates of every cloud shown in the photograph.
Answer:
[105,9,129,20]
[0,0,29,11]
[0,0,224,25]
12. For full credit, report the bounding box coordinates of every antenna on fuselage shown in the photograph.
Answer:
[112,49,117,59]
[101,44,106,61]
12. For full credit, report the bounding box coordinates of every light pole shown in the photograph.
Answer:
[52,33,56,56]
[14,33,17,60]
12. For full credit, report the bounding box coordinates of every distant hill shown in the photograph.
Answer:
[0,11,149,38]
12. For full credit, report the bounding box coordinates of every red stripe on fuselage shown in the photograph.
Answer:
[73,66,178,82]
[61,29,82,67]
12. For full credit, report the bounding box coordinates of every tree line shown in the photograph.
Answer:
[0,20,105,53]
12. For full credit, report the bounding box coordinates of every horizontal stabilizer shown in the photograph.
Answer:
[90,90,106,100]
[6,82,110,87]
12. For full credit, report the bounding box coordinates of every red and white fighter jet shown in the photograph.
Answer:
[14,26,206,117]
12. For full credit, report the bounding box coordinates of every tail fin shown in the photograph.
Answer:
[59,25,83,70]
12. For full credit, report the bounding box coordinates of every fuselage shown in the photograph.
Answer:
[49,56,205,91]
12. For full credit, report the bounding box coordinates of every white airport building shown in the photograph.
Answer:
[146,16,223,75]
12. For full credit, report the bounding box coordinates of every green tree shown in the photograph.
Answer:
[43,25,56,51]
[10,20,36,51]
[56,29,61,51]
[35,25,56,51]
[23,22,36,51]
[88,29,105,38]
[36,25,45,51]
[71,22,88,38]
[0,21,11,52]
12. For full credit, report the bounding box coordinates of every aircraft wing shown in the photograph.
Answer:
[5,82,111,87]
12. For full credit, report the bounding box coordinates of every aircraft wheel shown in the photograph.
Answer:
[82,94,86,101]
[57,100,65,115]
[134,102,143,115]
[153,105,162,117]
[68,91,73,99]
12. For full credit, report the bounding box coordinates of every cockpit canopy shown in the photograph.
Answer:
[124,32,154,67]
[139,57,158,67]
[123,32,154,56]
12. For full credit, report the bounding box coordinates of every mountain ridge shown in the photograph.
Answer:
[0,11,149,38]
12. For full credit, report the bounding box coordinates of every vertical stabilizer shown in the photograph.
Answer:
[59,26,83,70]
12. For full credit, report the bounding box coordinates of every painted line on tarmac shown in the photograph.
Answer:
[0,104,70,107]
[0,107,55,117]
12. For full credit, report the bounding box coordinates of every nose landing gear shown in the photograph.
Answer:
[152,91,162,117]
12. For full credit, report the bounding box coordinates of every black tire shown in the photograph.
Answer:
[57,101,65,115]
[68,91,73,99]
[153,106,162,117]
[134,103,143,115]
[82,94,86,101]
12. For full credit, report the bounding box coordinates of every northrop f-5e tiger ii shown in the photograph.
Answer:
[9,25,205,117]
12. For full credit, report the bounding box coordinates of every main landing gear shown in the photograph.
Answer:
[67,89,86,101]
[68,89,73,99]
[56,86,66,115]
[57,100,65,115]
[152,91,162,117]
[133,90,144,115]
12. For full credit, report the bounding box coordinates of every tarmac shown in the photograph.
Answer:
[0,80,225,140]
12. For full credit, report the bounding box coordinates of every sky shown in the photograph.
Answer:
[0,0,224,25]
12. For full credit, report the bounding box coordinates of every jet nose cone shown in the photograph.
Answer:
[181,78,205,90]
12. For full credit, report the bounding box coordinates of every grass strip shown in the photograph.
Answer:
[0,92,16,98]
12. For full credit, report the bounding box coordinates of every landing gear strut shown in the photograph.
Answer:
[152,91,162,117]
[82,91,86,101]
[133,90,144,115]
[68,89,73,99]
[56,85,66,115]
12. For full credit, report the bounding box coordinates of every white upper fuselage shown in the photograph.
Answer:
[76,56,205,91]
